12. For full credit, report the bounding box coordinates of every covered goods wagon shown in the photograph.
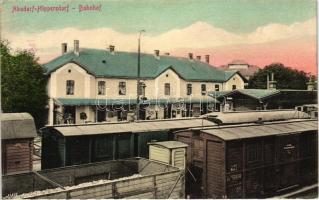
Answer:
[175,119,318,198]
[41,118,215,169]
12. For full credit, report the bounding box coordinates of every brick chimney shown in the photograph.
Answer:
[74,40,79,56]
[61,43,67,55]
[268,72,277,90]
[154,50,160,59]
[196,56,201,61]
[307,75,316,91]
[205,55,210,64]
[188,53,193,60]
[109,45,115,54]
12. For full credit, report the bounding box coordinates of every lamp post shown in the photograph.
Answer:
[136,30,145,121]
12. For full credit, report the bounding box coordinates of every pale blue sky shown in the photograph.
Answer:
[2,0,316,34]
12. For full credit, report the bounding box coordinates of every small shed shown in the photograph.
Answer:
[175,119,318,198]
[1,113,37,175]
[149,141,188,169]
[41,118,215,169]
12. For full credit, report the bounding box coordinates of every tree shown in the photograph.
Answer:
[248,63,310,90]
[1,40,48,128]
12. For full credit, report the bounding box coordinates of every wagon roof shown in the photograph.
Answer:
[150,141,188,149]
[1,113,37,139]
[47,118,216,137]
[201,119,317,141]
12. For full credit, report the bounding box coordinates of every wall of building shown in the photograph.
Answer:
[223,74,245,91]
[49,63,240,101]
[48,63,245,124]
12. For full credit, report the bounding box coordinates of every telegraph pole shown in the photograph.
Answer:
[136,30,145,121]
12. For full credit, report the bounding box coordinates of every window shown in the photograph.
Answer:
[138,82,146,96]
[201,84,206,95]
[164,83,170,95]
[215,84,220,91]
[232,85,237,90]
[187,84,192,95]
[119,82,126,95]
[66,80,74,95]
[98,81,105,95]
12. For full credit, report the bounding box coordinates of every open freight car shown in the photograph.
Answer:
[175,119,318,198]
[2,158,185,199]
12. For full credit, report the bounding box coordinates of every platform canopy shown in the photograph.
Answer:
[55,98,219,106]
[208,89,280,101]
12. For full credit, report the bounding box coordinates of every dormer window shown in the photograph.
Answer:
[66,80,74,95]
[98,81,105,95]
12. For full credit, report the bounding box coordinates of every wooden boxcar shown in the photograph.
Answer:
[2,158,185,199]
[175,119,318,198]
[1,113,37,175]
[41,118,215,169]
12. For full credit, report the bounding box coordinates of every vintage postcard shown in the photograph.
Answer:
[1,0,318,199]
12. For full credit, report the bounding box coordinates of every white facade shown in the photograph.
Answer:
[47,62,245,125]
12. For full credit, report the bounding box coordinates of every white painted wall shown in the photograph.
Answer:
[47,62,246,124]
[223,74,245,91]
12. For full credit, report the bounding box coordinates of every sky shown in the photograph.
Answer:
[1,0,317,74]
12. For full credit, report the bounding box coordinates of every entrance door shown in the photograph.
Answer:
[64,106,76,124]
[201,103,208,115]
[164,104,172,119]
[138,109,146,120]
[97,109,106,122]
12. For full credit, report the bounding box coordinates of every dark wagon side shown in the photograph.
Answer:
[41,118,215,169]
[175,119,318,198]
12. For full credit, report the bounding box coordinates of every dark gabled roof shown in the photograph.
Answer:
[43,49,238,82]
[209,89,280,100]
[1,113,37,139]
[224,70,248,82]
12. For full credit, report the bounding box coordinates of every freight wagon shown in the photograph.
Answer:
[41,118,215,169]
[174,119,318,198]
[2,158,185,199]
[201,110,308,124]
